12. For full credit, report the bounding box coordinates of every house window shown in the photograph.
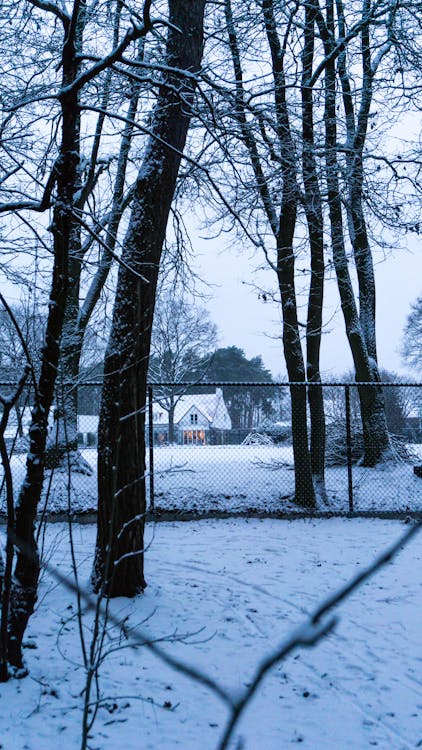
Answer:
[190,413,198,425]
[183,429,205,445]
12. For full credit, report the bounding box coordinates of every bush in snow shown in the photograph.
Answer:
[325,421,419,466]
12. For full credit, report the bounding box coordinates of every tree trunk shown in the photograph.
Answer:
[277,259,315,508]
[301,2,327,502]
[168,402,176,444]
[263,0,315,509]
[0,377,29,681]
[337,0,379,364]
[46,262,92,475]
[13,405,24,439]
[7,4,84,668]
[93,0,206,597]
[318,0,390,466]
[51,13,144,475]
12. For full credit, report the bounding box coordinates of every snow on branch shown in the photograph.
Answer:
[26,0,69,24]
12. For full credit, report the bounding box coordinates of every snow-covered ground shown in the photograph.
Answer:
[1,444,421,515]
[0,518,420,749]
[151,444,422,515]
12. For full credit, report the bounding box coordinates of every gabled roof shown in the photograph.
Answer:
[175,394,218,425]
[152,389,224,426]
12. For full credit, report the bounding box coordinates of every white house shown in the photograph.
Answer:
[2,390,232,449]
[77,415,100,447]
[149,388,232,445]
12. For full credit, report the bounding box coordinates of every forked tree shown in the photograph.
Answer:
[93,0,207,597]
[0,0,160,676]
[223,0,317,508]
[316,0,392,464]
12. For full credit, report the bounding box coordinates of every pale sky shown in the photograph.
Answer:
[1,217,420,382]
[191,229,422,381]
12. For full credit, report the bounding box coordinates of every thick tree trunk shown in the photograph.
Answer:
[8,92,81,675]
[93,0,206,597]
[301,3,327,502]
[263,0,315,509]
[6,1,91,672]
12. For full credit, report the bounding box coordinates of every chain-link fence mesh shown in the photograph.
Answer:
[1,381,421,516]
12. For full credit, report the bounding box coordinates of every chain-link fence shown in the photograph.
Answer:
[1,381,421,516]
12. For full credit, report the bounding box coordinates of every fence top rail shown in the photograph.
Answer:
[148,381,422,388]
[1,380,421,388]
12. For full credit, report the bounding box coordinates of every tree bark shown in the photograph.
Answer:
[7,3,84,670]
[318,0,390,466]
[336,0,378,363]
[301,2,327,502]
[93,0,206,597]
[52,9,144,473]
[224,0,315,507]
[262,0,315,508]
[168,400,176,444]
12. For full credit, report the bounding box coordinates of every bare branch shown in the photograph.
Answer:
[26,0,69,24]
[217,521,421,749]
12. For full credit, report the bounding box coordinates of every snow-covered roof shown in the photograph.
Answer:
[175,395,216,424]
[151,389,225,427]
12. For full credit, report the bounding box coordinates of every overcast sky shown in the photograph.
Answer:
[1,214,420,382]
[191,228,421,381]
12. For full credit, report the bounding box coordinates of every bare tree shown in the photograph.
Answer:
[402,296,422,373]
[184,0,420,480]
[149,294,218,442]
[220,0,316,508]
[93,0,207,597]
[301,1,327,501]
[315,0,392,465]
[53,19,150,473]
[0,0,161,676]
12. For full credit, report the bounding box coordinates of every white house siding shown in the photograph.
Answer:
[77,415,99,446]
[212,390,232,430]
[178,405,209,445]
[148,389,232,445]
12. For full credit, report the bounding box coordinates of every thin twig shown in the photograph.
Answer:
[216,521,420,749]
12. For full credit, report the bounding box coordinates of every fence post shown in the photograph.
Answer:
[345,385,354,513]
[148,385,154,512]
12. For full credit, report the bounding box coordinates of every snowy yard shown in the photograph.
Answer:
[0,517,420,749]
[2,444,421,516]
[151,444,422,515]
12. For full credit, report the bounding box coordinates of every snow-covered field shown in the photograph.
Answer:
[0,517,420,749]
[152,444,422,514]
[2,444,421,515]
